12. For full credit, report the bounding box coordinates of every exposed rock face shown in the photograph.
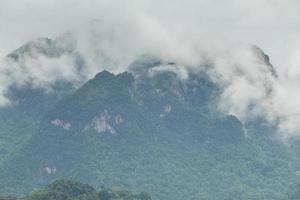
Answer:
[160,104,172,118]
[44,166,57,175]
[86,111,117,135]
[115,114,124,124]
[51,119,71,130]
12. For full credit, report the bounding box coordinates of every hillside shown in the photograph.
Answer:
[0,179,151,200]
[0,55,298,199]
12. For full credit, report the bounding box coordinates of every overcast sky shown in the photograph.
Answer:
[0,0,299,68]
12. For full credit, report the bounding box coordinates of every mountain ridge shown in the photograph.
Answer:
[0,35,298,200]
[0,66,298,200]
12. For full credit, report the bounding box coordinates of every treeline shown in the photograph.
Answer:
[0,179,151,200]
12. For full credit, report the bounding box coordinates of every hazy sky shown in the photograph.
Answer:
[0,0,299,68]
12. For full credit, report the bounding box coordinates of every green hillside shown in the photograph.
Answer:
[0,179,151,200]
[0,61,298,200]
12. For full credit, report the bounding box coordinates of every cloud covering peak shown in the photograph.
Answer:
[0,0,300,138]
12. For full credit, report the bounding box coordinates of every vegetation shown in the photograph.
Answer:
[0,59,299,200]
[0,179,151,200]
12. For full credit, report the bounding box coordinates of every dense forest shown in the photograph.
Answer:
[0,34,300,200]
[0,179,151,200]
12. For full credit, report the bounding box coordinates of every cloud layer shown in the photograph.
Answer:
[0,0,300,138]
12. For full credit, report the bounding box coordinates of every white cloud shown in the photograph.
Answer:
[0,0,300,138]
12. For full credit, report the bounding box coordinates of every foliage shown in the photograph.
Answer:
[0,61,299,200]
[0,179,150,200]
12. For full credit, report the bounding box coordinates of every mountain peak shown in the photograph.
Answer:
[92,70,134,84]
[251,45,278,77]
[94,70,115,79]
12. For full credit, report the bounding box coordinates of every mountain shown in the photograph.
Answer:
[0,34,80,164]
[0,38,299,200]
